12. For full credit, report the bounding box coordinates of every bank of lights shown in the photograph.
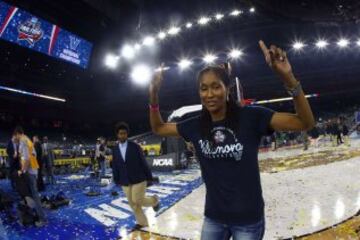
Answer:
[119,7,255,51]
[107,38,360,70]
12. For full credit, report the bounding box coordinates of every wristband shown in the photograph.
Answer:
[149,104,159,111]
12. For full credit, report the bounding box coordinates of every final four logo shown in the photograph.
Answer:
[214,130,226,143]
[17,17,43,46]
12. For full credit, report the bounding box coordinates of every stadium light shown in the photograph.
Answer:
[178,59,192,70]
[315,40,328,49]
[121,45,135,60]
[229,49,243,59]
[131,64,152,85]
[215,13,224,20]
[249,7,256,13]
[143,36,155,46]
[203,54,217,64]
[168,27,181,35]
[337,38,349,48]
[230,9,242,16]
[198,16,211,25]
[104,54,119,68]
[158,32,167,40]
[292,41,305,50]
[186,22,193,28]
[134,43,141,50]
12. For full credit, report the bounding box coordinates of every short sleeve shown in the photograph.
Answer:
[176,116,199,143]
[248,106,275,136]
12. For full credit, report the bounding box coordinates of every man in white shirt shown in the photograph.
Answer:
[14,126,47,227]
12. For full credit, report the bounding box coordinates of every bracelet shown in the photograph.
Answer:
[149,104,159,111]
[284,81,302,97]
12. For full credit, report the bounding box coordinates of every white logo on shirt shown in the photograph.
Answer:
[214,130,226,143]
[198,126,243,161]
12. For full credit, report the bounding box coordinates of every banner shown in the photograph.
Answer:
[0,0,92,68]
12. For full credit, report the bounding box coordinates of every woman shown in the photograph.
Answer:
[149,41,315,240]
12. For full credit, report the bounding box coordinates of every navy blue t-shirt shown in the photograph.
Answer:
[177,106,275,224]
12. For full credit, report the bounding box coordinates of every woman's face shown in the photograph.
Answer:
[199,71,228,113]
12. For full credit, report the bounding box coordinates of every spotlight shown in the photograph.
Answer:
[134,43,141,50]
[178,59,192,70]
[104,54,119,69]
[230,9,242,16]
[315,40,328,49]
[229,49,243,59]
[198,16,211,25]
[249,7,255,13]
[215,13,224,20]
[337,38,349,48]
[168,27,181,35]
[143,36,155,46]
[121,45,135,59]
[158,32,167,40]
[292,41,305,50]
[357,39,360,46]
[203,54,217,64]
[131,64,152,85]
[155,66,170,72]
[186,22,193,28]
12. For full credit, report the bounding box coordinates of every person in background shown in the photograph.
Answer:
[335,118,343,145]
[33,135,44,191]
[98,137,107,178]
[6,135,20,190]
[111,122,160,230]
[42,136,55,184]
[342,123,350,146]
[14,126,47,227]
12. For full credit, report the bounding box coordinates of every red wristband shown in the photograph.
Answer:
[149,104,159,111]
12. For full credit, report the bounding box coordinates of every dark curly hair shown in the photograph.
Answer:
[115,122,130,135]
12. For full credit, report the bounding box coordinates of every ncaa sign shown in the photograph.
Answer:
[153,158,173,167]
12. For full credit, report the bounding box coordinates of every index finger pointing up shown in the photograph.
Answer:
[259,40,269,55]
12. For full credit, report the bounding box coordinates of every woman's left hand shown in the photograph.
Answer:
[259,40,294,81]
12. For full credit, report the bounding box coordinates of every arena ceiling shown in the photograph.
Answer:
[0,0,360,128]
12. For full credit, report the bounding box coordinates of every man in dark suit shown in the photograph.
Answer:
[42,136,55,184]
[111,122,160,229]
[33,135,44,191]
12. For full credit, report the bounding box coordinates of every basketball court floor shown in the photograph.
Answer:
[1,139,360,240]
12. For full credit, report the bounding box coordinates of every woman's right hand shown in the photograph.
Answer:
[149,63,164,94]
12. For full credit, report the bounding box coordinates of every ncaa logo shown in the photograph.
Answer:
[153,158,173,167]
